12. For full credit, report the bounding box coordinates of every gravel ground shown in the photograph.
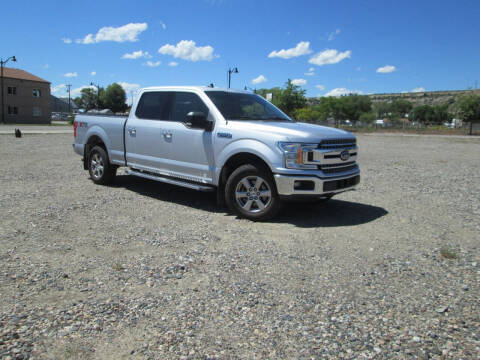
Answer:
[0,133,479,359]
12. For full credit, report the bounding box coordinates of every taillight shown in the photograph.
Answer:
[73,121,78,137]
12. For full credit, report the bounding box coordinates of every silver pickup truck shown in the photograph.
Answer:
[73,86,360,220]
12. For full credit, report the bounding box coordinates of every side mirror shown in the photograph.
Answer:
[185,111,213,131]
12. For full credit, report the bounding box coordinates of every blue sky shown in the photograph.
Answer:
[1,0,479,101]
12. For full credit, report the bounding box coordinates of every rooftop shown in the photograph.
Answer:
[1,67,50,83]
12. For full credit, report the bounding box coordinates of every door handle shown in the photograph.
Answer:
[128,127,136,136]
[163,131,172,139]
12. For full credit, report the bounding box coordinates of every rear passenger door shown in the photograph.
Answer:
[160,91,215,183]
[125,91,173,172]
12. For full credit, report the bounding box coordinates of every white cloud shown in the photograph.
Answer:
[122,50,152,59]
[324,88,363,97]
[376,65,397,73]
[291,78,307,86]
[62,37,72,44]
[118,82,142,104]
[315,84,325,90]
[309,49,351,66]
[76,23,148,44]
[168,61,178,67]
[63,72,78,78]
[268,41,312,59]
[412,87,425,92]
[252,75,267,85]
[328,29,341,41]
[51,84,66,95]
[158,40,217,61]
[144,61,161,67]
[160,21,167,30]
[43,64,50,69]
[90,71,96,76]
[305,67,315,76]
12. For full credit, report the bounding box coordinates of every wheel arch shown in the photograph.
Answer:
[83,134,108,170]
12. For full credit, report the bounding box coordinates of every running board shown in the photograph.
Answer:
[126,169,215,192]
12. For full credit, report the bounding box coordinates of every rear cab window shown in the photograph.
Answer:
[135,91,172,120]
[135,91,209,123]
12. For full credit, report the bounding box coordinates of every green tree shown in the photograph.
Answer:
[390,99,413,117]
[457,94,480,135]
[359,111,376,125]
[293,107,321,123]
[74,88,97,111]
[275,79,307,116]
[411,105,436,124]
[433,104,452,125]
[102,83,127,113]
[339,94,372,125]
[373,102,391,119]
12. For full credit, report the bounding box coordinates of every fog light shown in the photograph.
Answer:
[294,180,315,190]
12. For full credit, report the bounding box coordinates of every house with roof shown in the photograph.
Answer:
[1,67,51,124]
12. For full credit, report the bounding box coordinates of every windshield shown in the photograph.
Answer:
[205,91,291,121]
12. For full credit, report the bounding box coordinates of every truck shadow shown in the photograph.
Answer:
[113,175,388,228]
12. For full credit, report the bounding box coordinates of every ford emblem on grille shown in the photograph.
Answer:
[340,150,350,161]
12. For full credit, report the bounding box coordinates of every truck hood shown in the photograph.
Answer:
[227,120,354,142]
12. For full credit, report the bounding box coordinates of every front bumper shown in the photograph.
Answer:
[274,172,360,196]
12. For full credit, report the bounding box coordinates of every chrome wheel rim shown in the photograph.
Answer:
[90,153,104,180]
[235,175,271,213]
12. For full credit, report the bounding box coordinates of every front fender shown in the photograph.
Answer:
[214,139,282,184]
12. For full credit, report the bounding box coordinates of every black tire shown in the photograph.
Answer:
[225,164,282,221]
[88,146,116,185]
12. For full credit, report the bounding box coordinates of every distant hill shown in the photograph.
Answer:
[308,89,480,108]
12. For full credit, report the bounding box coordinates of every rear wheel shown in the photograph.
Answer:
[225,164,282,221]
[88,146,116,185]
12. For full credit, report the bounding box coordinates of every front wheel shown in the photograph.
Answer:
[225,164,282,221]
[88,146,116,185]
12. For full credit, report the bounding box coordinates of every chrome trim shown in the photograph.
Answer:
[274,172,360,196]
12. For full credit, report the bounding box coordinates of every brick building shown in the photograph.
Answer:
[1,67,51,124]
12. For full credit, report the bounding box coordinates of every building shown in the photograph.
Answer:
[1,67,51,124]
[51,95,78,113]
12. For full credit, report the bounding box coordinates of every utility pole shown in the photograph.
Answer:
[66,84,72,114]
[1,55,17,124]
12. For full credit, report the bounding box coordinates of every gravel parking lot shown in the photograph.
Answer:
[1,133,479,359]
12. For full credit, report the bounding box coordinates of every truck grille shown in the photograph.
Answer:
[319,162,357,174]
[318,138,356,149]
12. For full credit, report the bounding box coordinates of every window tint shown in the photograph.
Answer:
[135,91,172,120]
[171,92,208,122]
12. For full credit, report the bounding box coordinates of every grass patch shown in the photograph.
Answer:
[440,246,458,260]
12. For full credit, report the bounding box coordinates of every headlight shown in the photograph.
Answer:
[278,142,317,169]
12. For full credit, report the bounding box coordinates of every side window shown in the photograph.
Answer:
[170,92,209,123]
[135,91,172,120]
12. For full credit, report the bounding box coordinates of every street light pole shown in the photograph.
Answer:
[227,67,238,89]
[1,55,17,124]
